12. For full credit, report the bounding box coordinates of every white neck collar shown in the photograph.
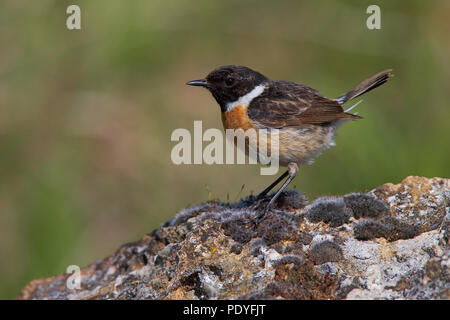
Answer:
[225,84,266,112]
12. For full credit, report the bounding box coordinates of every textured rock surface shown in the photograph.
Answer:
[19,176,449,300]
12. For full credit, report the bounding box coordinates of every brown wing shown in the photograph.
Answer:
[247,80,360,129]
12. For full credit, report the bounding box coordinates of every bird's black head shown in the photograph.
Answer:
[187,65,268,111]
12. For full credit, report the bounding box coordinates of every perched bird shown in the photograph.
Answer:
[187,65,392,215]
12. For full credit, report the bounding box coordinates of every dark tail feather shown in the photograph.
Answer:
[336,69,393,104]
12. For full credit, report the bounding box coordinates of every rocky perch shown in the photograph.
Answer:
[20,176,449,300]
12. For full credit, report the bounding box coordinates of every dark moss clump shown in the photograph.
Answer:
[231,190,307,211]
[344,193,389,219]
[310,241,344,265]
[221,211,299,246]
[179,271,204,299]
[353,219,386,240]
[273,190,308,210]
[297,232,313,245]
[305,193,391,228]
[277,254,305,266]
[284,242,308,256]
[221,217,257,244]
[230,243,243,255]
[256,213,299,246]
[264,260,338,299]
[306,197,352,227]
[354,217,420,241]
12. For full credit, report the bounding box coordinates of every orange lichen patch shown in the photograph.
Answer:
[221,104,254,131]
[374,176,433,204]
[401,176,432,203]
[378,238,397,260]
[170,287,193,299]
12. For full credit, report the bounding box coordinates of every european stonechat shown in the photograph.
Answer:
[187,65,392,215]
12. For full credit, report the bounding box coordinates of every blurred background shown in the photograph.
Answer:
[0,0,449,298]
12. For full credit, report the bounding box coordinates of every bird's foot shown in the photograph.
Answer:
[252,197,274,220]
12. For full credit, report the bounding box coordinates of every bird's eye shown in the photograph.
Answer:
[225,77,235,86]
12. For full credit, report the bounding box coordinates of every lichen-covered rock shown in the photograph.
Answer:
[19,176,449,300]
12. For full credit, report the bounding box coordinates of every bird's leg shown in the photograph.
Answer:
[256,170,289,200]
[256,162,298,219]
[266,162,298,209]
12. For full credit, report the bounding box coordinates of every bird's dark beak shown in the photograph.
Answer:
[186,79,209,88]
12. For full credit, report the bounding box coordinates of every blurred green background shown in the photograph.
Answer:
[0,0,449,299]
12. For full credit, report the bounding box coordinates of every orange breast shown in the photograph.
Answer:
[221,104,255,131]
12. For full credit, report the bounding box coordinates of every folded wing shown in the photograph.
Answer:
[247,80,360,129]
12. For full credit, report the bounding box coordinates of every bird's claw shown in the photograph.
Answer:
[253,199,272,221]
